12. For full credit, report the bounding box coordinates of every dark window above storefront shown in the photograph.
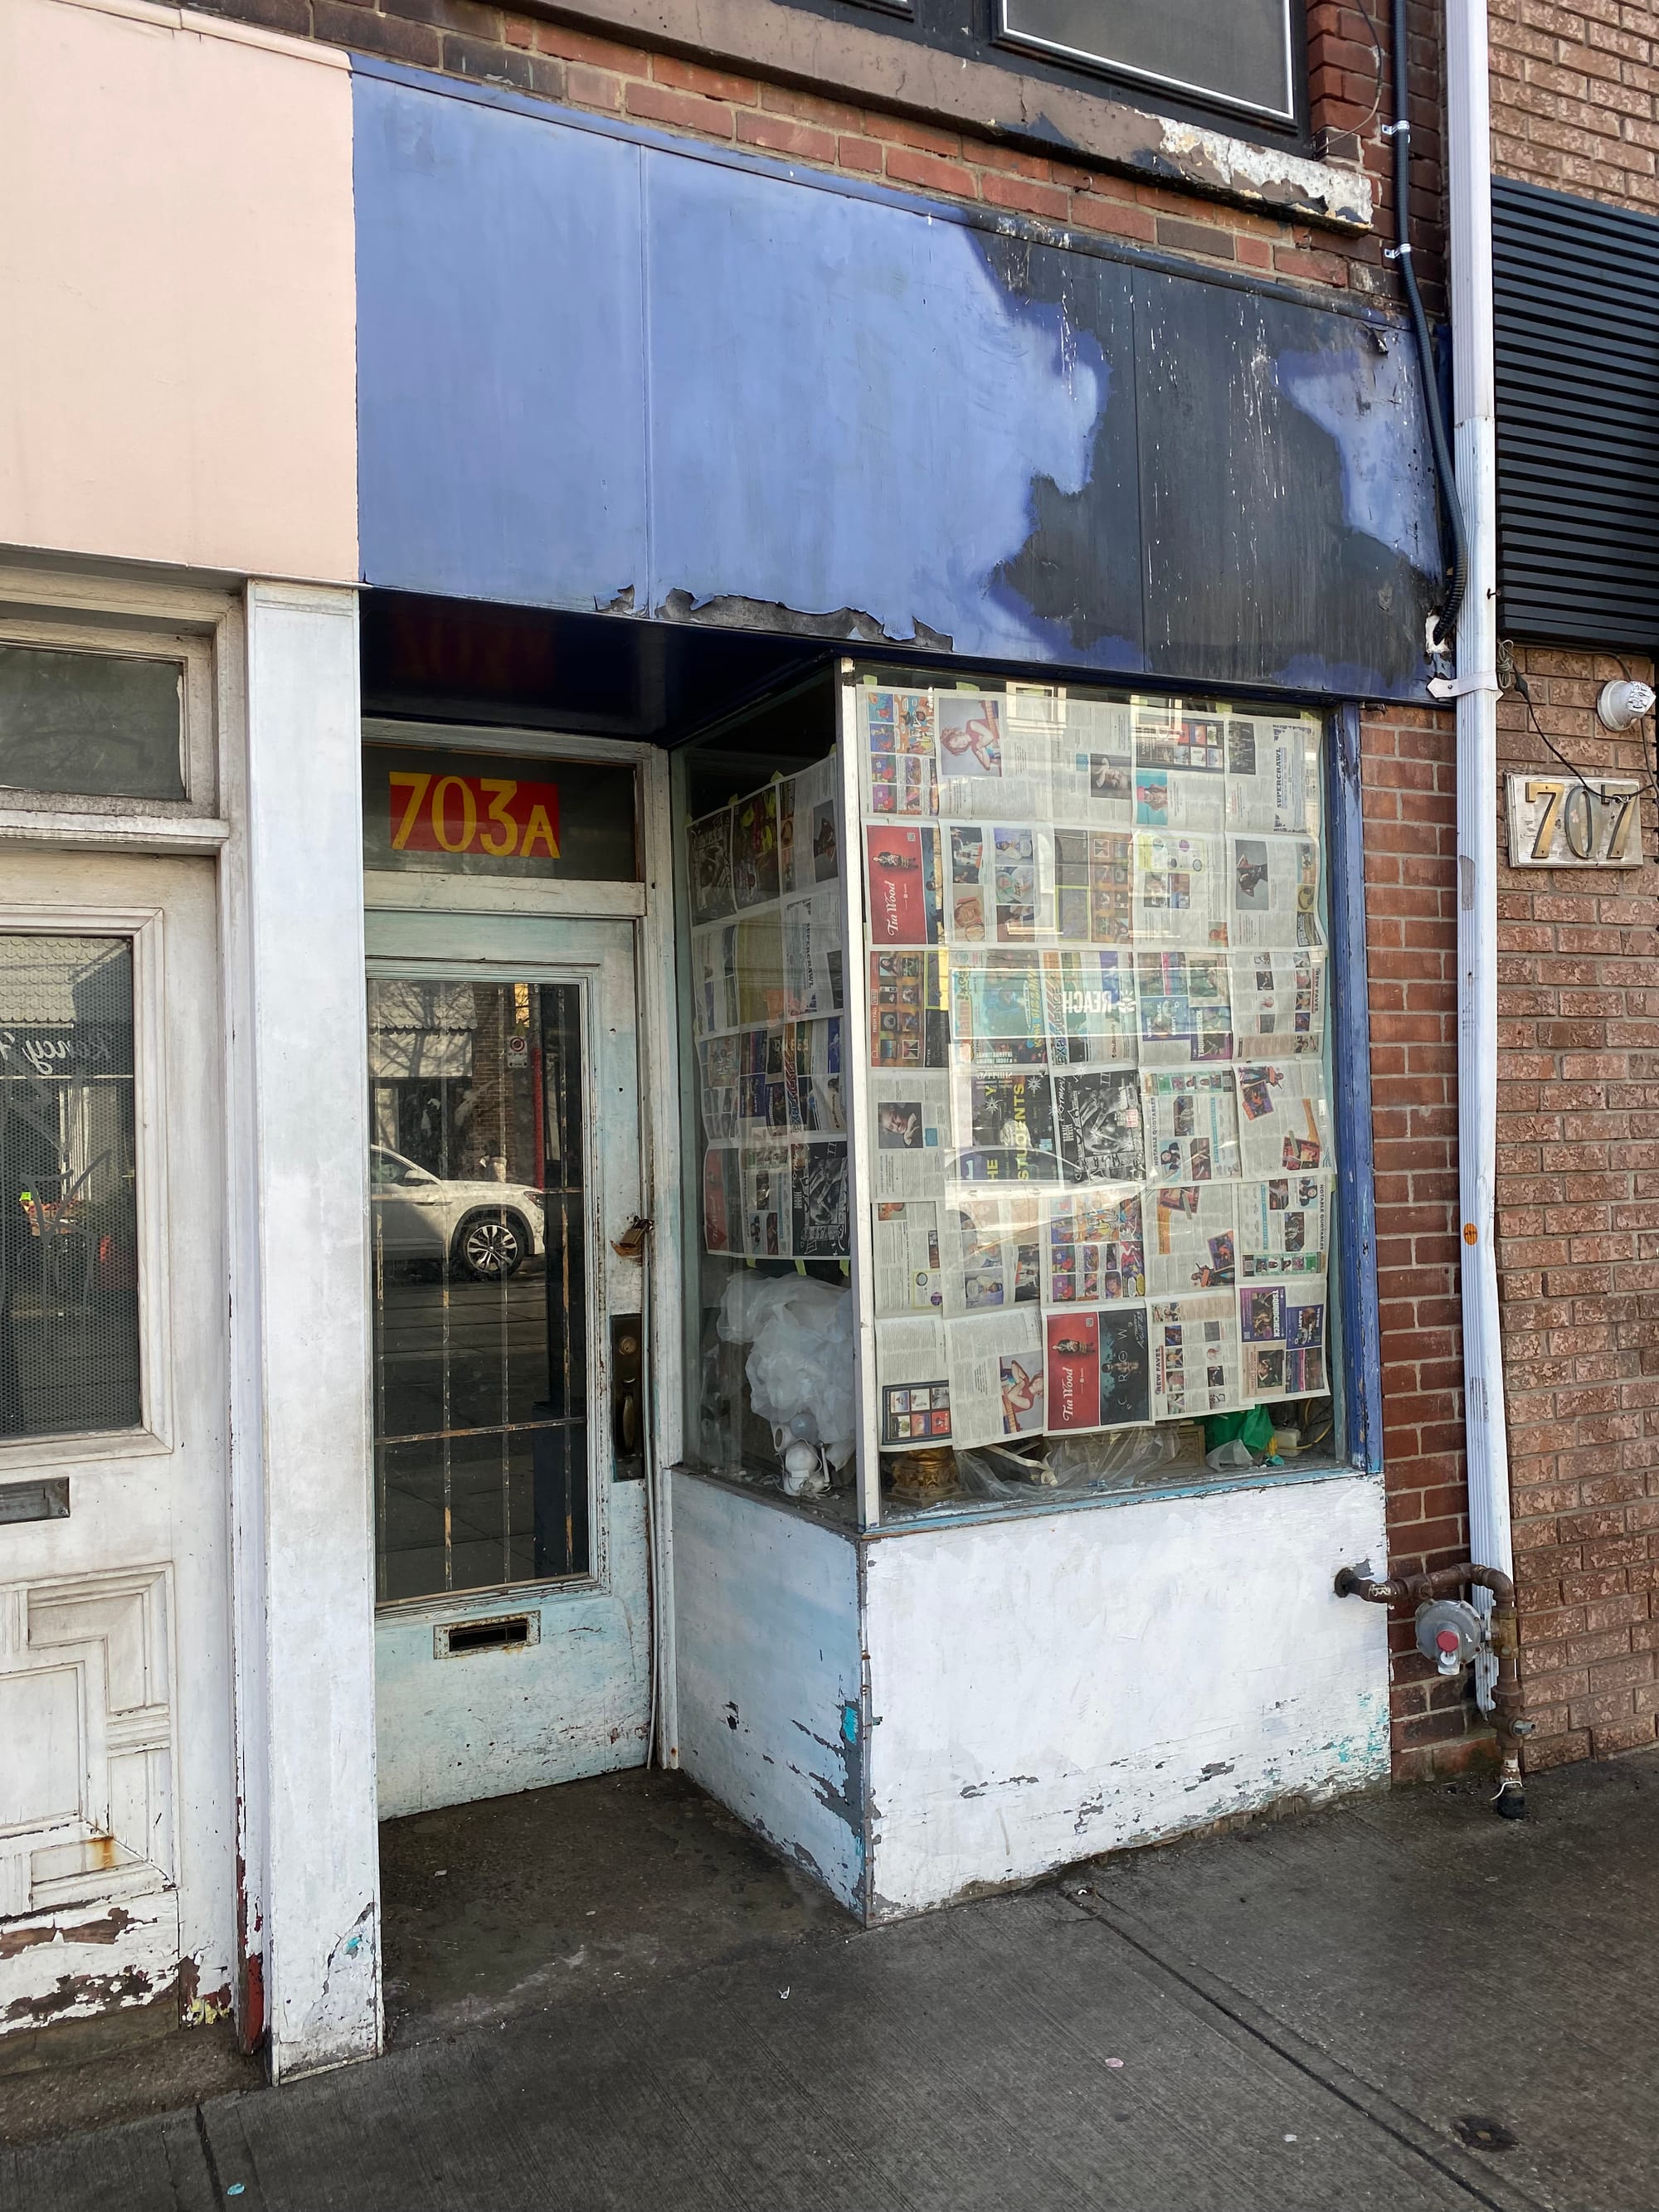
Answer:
[782,0,1308,139]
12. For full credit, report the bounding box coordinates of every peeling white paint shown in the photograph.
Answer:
[671,1475,864,1913]
[863,1473,1389,1918]
[1156,119,1374,228]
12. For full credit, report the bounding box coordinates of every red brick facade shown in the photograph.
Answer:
[1482,1,1659,1774]
[1361,702,1484,1778]
[1496,649,1659,1769]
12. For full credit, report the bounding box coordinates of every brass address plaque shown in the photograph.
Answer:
[1505,774,1642,869]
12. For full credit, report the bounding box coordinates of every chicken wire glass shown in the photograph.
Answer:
[368,977,589,1603]
[0,934,141,1438]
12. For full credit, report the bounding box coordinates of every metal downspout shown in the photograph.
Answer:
[1446,0,1515,1699]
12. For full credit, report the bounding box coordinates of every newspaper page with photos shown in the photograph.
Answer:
[945,1184,1044,1317]
[1228,834,1322,950]
[1146,1179,1238,1297]
[873,1199,944,1318]
[948,1308,1047,1448]
[1234,1060,1333,1178]
[1238,1281,1329,1399]
[876,1315,954,1446]
[688,761,849,1262]
[846,676,1335,1454]
[870,1071,952,1198]
[1141,1067,1243,1183]
[1230,948,1325,1058]
[1149,1291,1244,1422]
[1238,1174,1331,1280]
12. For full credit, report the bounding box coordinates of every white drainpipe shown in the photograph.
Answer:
[1443,0,1513,1695]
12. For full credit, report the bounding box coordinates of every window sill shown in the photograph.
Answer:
[532,0,1372,233]
[672,1450,1370,1542]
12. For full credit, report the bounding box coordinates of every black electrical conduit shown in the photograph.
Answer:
[1389,0,1469,656]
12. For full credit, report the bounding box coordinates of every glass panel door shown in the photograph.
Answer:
[368,976,590,1602]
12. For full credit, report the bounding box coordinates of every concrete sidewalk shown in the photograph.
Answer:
[7,1752,1658,2211]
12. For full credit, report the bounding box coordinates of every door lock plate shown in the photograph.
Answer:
[611,1313,645,1480]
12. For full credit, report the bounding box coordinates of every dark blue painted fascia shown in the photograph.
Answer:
[352,54,1442,697]
[1329,702,1384,1473]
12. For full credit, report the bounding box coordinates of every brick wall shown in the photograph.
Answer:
[1362,702,1491,1778]
[1490,0,1659,213]
[1496,647,1659,1769]
[197,0,1454,307]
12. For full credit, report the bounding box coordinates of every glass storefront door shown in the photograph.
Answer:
[366,914,650,1819]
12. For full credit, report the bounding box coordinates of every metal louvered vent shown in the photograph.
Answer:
[1493,176,1659,646]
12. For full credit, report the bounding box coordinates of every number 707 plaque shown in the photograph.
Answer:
[1504,774,1643,868]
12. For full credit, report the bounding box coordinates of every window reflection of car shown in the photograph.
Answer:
[368,1145,544,1281]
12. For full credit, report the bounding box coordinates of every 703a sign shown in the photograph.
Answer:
[1504,774,1642,869]
[387,771,561,861]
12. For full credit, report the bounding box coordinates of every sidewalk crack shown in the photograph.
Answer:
[1058,1884,1547,2212]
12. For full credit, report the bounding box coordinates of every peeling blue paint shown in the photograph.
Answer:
[1276,338,1438,576]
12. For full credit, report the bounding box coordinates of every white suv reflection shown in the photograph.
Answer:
[369,1145,546,1281]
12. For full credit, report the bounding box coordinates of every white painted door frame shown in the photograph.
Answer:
[0,566,383,2081]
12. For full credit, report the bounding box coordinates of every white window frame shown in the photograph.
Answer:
[0,901,174,1469]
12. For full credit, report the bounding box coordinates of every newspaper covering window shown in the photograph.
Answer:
[854,674,1332,1454]
[688,759,849,1262]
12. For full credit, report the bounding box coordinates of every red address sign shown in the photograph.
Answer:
[389,771,562,861]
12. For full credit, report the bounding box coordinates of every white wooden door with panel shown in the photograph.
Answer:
[0,849,231,2035]
[367,910,652,1816]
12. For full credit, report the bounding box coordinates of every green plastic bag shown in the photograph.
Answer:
[1204,1404,1276,1456]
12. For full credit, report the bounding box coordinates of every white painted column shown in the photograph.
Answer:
[224,581,381,2078]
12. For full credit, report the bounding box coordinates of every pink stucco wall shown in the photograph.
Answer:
[0,0,357,584]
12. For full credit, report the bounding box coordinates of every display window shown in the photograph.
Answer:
[674,665,1340,1527]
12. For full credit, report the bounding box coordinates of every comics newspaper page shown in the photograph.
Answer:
[869,951,951,1069]
[838,679,1336,1450]
[1054,829,1133,944]
[1044,1188,1146,1304]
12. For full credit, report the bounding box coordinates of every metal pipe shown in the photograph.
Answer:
[1389,0,1469,651]
[1443,0,1516,1699]
[1336,1560,1531,1816]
